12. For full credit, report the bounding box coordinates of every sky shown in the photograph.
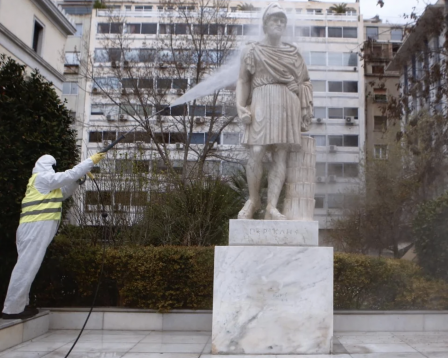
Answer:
[357,0,439,24]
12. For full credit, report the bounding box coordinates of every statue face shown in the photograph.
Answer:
[264,14,287,39]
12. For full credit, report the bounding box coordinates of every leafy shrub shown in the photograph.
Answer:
[30,239,448,311]
[413,191,448,281]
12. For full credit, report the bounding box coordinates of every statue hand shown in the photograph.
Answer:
[237,105,252,125]
[287,82,300,95]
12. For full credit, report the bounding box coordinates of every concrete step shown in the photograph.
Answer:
[0,310,49,352]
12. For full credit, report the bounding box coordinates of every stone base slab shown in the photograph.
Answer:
[212,246,333,355]
[229,219,318,246]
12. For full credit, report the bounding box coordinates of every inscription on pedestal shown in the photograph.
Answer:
[229,219,318,246]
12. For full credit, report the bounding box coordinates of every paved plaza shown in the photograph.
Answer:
[0,329,447,358]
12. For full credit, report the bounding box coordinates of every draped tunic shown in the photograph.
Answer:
[240,42,313,147]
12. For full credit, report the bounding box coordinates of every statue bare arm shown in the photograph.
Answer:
[236,51,252,125]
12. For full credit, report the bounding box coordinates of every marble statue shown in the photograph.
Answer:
[236,3,314,220]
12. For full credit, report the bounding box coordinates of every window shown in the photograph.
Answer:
[343,53,358,66]
[243,24,259,36]
[311,26,325,37]
[329,135,358,147]
[228,25,242,35]
[191,105,206,116]
[94,49,108,62]
[65,52,80,65]
[328,81,342,92]
[222,133,240,145]
[328,53,343,66]
[390,28,402,41]
[103,131,116,141]
[374,88,387,102]
[312,80,326,92]
[328,27,342,38]
[142,23,157,34]
[311,135,326,146]
[374,144,388,159]
[366,26,379,40]
[98,23,123,34]
[344,108,358,119]
[139,49,156,62]
[135,5,152,11]
[75,23,83,37]
[176,24,188,35]
[315,195,325,209]
[159,23,174,34]
[296,26,310,37]
[134,131,151,143]
[110,23,123,34]
[316,162,326,176]
[94,48,121,62]
[126,23,141,34]
[157,78,171,89]
[328,194,343,209]
[374,116,387,131]
[190,133,205,144]
[343,27,357,38]
[32,20,44,54]
[372,65,385,74]
[344,135,359,147]
[310,52,326,66]
[314,107,326,118]
[172,79,188,89]
[328,163,343,177]
[343,81,358,93]
[62,82,78,95]
[328,108,343,119]
[89,131,102,142]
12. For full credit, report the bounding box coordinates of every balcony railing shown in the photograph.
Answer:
[97,9,358,22]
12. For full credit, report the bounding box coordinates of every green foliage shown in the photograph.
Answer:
[329,3,349,14]
[134,177,243,246]
[413,191,448,281]
[334,253,448,309]
[0,55,78,304]
[29,239,448,311]
[93,0,107,9]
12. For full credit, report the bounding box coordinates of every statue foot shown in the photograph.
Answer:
[238,199,261,219]
[264,205,287,220]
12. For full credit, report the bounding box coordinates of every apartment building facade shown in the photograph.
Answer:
[0,0,76,94]
[363,17,402,160]
[58,0,365,230]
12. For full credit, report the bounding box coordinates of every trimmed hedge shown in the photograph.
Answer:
[29,237,448,311]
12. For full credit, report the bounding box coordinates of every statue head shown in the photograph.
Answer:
[262,3,287,37]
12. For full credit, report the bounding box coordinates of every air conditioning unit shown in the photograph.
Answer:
[92,87,99,94]
[176,89,183,95]
[329,175,337,182]
[123,60,130,67]
[316,176,326,183]
[106,114,116,121]
[345,116,355,125]
[176,142,184,150]
[329,145,337,152]
[111,60,119,68]
[142,41,147,47]
[195,117,205,124]
[316,117,324,124]
[119,114,129,121]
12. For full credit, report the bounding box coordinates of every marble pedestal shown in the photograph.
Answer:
[212,220,333,355]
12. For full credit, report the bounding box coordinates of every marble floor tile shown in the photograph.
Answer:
[129,343,206,353]
[14,342,67,352]
[200,355,352,358]
[0,353,47,358]
[79,334,145,343]
[395,334,448,343]
[338,336,405,344]
[425,353,448,358]
[43,352,124,358]
[350,354,426,358]
[122,354,198,358]
[57,342,136,353]
[90,330,150,336]
[140,334,209,344]
[342,343,418,354]
[406,342,448,353]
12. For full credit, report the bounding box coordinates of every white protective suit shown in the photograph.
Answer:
[2,155,94,314]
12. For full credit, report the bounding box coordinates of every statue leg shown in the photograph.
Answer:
[238,145,266,219]
[265,147,287,220]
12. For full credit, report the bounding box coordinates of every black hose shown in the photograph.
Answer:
[63,176,110,358]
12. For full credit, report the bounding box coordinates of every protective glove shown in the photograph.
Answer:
[90,152,106,164]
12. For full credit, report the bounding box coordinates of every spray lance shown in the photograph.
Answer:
[84,106,172,180]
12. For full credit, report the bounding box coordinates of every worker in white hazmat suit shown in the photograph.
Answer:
[2,153,106,319]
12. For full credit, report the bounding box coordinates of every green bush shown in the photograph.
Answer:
[30,238,448,311]
[413,191,448,281]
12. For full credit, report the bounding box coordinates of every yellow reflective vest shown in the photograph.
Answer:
[19,174,63,224]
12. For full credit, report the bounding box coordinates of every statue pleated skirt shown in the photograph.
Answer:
[241,84,302,147]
